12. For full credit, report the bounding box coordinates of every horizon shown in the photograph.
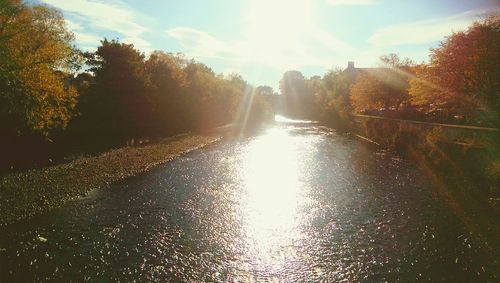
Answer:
[36,0,499,91]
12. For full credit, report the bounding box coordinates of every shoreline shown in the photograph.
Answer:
[0,133,223,226]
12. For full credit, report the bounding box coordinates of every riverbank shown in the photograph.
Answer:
[0,133,222,226]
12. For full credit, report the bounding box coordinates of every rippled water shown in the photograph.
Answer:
[0,122,498,281]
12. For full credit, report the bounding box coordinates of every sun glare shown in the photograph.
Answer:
[244,0,315,69]
[275,114,317,124]
[241,127,304,271]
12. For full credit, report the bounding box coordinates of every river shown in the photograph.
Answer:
[0,120,498,281]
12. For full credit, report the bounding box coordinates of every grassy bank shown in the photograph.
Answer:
[0,133,222,226]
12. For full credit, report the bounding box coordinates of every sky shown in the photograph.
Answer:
[37,0,499,91]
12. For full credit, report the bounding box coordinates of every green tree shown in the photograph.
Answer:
[231,80,273,132]
[315,69,352,129]
[255,85,274,96]
[182,61,220,130]
[279,70,315,119]
[77,39,151,143]
[146,51,188,134]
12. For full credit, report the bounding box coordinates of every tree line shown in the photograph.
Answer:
[277,15,499,183]
[0,1,273,171]
[1,1,498,173]
[279,15,499,128]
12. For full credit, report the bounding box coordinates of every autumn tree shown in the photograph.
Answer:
[409,16,500,125]
[0,0,79,137]
[380,53,414,72]
[350,54,413,115]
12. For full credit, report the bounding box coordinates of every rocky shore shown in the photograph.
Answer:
[0,133,222,226]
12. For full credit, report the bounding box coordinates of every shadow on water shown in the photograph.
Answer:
[0,121,498,281]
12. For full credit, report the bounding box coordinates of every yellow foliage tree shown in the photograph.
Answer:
[350,70,409,114]
[0,0,79,137]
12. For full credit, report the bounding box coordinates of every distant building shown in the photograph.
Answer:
[343,61,392,82]
[343,61,411,113]
[343,61,408,88]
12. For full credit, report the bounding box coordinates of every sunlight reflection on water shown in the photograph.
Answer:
[1,122,494,281]
[274,114,317,124]
[241,127,305,272]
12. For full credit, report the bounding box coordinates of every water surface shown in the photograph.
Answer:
[0,122,498,281]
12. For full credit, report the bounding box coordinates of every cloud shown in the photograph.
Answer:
[166,27,235,59]
[42,0,151,51]
[122,37,154,53]
[308,27,354,52]
[165,0,357,79]
[64,18,82,31]
[65,19,101,46]
[166,27,288,70]
[326,0,377,6]
[165,26,355,72]
[368,9,495,46]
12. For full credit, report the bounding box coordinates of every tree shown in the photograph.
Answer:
[279,70,315,119]
[408,64,476,120]
[182,61,221,130]
[279,70,308,97]
[0,0,79,137]
[76,39,151,144]
[350,70,410,114]
[255,85,274,96]
[146,51,188,135]
[380,53,414,72]
[409,16,500,125]
[315,69,352,129]
[350,55,412,115]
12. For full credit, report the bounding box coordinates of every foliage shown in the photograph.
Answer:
[349,54,414,115]
[409,16,500,125]
[350,69,410,114]
[72,40,272,148]
[146,51,188,134]
[379,53,414,71]
[314,69,351,129]
[218,74,274,131]
[182,62,233,130]
[279,70,316,119]
[255,85,274,96]
[408,64,476,120]
[487,159,500,179]
[74,39,151,144]
[0,0,79,137]
[2,1,497,182]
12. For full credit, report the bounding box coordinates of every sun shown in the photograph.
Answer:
[243,0,315,69]
[245,0,314,41]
